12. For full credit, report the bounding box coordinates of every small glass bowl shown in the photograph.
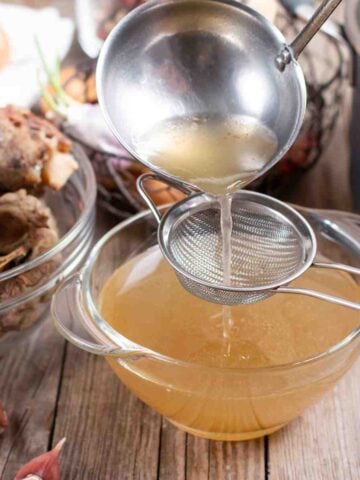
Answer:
[52,205,360,441]
[76,0,144,58]
[0,145,97,355]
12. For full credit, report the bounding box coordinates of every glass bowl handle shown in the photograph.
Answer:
[302,208,360,258]
[51,273,147,359]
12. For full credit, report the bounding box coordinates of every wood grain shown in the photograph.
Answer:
[51,345,161,479]
[0,321,65,479]
[268,360,360,480]
[158,420,186,479]
[209,439,264,480]
[186,435,210,480]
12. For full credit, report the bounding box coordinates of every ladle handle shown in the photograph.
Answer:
[276,0,343,71]
[137,173,194,224]
[276,261,360,311]
[51,273,147,360]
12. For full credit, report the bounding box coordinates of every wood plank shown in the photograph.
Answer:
[0,320,65,480]
[51,344,162,479]
[157,420,186,480]
[158,422,264,480]
[186,435,210,480]
[209,439,265,480]
[268,360,360,480]
[133,403,161,480]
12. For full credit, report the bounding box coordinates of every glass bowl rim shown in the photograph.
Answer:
[0,144,97,283]
[0,215,95,311]
[82,206,360,373]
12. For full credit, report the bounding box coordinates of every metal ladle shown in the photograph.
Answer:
[97,0,343,189]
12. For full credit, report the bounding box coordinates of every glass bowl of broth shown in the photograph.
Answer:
[52,206,360,441]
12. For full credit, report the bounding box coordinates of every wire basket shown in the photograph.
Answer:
[254,9,348,196]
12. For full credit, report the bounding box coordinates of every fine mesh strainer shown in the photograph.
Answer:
[138,174,360,310]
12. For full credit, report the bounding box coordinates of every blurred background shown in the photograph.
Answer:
[1,0,359,215]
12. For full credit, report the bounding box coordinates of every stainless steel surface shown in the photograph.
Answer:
[97,0,306,189]
[97,0,344,189]
[281,0,343,42]
[137,173,194,223]
[138,174,360,309]
[276,0,343,69]
[276,285,360,309]
[158,190,315,305]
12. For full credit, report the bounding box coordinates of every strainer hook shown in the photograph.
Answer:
[137,173,196,224]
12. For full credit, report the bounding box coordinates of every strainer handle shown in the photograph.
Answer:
[137,173,194,224]
[313,261,360,277]
[276,286,360,310]
[275,0,343,71]
[51,273,148,359]
[276,261,360,310]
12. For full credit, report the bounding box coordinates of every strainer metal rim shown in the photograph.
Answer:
[158,190,318,293]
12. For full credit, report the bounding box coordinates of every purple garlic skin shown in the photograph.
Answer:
[0,402,9,434]
[15,438,66,480]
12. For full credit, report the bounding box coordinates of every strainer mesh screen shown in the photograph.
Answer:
[169,199,305,290]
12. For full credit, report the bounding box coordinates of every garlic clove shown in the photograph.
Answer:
[15,438,66,480]
[0,402,9,434]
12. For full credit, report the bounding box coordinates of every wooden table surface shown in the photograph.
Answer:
[0,1,359,479]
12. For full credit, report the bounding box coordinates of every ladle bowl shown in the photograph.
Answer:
[97,0,341,189]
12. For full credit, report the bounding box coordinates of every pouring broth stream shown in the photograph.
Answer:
[137,115,279,347]
[219,194,233,356]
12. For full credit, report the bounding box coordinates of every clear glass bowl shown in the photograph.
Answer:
[0,145,96,355]
[52,205,360,441]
